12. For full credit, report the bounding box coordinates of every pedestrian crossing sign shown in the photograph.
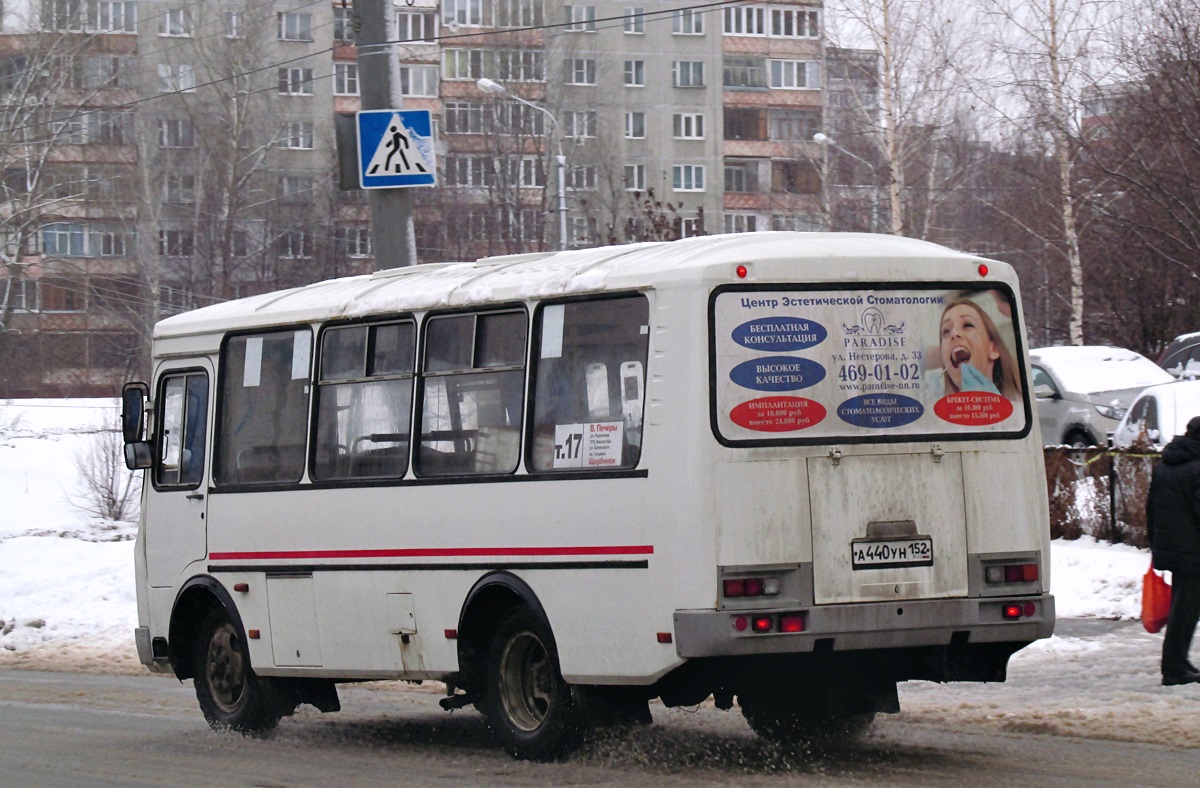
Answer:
[356,109,437,189]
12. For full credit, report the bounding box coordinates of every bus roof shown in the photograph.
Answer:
[155,232,998,339]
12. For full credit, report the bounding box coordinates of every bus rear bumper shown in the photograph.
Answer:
[673,594,1054,658]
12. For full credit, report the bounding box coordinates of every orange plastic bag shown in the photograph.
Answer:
[1143,563,1172,634]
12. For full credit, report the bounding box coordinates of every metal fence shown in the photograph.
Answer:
[1044,447,1158,547]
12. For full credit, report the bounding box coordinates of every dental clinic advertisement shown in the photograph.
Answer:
[712,287,1029,442]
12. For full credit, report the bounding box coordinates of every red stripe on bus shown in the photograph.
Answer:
[208,545,655,561]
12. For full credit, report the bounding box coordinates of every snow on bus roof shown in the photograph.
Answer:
[154,232,987,339]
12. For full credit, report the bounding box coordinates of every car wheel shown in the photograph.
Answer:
[1064,429,1096,449]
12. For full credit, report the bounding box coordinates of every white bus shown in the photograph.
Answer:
[123,232,1053,759]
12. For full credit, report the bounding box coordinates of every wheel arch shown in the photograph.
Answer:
[456,571,552,693]
[169,575,245,681]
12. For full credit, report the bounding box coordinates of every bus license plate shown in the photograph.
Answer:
[851,537,934,569]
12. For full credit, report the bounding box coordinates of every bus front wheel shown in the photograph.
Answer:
[193,607,280,736]
[480,607,584,760]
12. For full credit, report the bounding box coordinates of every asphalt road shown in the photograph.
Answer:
[1,667,1197,787]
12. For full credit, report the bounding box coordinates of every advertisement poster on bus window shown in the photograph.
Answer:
[712,286,1029,443]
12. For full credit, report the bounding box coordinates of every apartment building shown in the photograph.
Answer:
[1,1,867,396]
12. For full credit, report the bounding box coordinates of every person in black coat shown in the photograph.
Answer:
[1145,416,1200,685]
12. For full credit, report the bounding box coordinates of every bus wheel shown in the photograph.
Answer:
[193,607,280,736]
[481,607,584,760]
[740,688,875,743]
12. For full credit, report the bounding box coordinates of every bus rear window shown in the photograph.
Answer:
[711,286,1029,444]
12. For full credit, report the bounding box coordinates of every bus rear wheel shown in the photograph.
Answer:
[193,607,280,736]
[480,607,584,760]
[739,685,876,744]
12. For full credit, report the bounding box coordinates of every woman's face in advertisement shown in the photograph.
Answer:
[940,303,999,388]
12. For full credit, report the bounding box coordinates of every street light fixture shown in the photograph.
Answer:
[477,78,568,252]
[813,132,882,233]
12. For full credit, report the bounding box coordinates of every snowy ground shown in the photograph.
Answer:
[1,399,1197,748]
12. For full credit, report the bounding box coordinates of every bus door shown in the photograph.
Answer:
[807,451,969,605]
[145,363,212,588]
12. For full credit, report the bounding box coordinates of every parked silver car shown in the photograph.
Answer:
[1030,345,1175,447]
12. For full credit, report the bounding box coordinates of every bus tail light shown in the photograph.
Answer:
[723,576,782,598]
[751,616,773,633]
[986,562,1038,585]
[779,614,805,633]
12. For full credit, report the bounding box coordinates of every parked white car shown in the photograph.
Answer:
[1030,345,1175,447]
[1111,379,1200,450]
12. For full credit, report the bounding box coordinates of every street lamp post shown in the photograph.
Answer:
[477,78,567,252]
[813,132,882,233]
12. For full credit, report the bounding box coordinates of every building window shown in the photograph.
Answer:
[724,160,759,193]
[624,7,644,33]
[157,63,195,93]
[725,107,768,141]
[277,12,312,41]
[336,225,372,257]
[158,229,194,257]
[333,8,354,42]
[772,214,822,232]
[624,59,644,87]
[724,56,767,89]
[509,157,545,188]
[278,67,314,95]
[281,176,314,203]
[724,6,766,35]
[40,279,85,312]
[565,110,597,138]
[42,222,86,256]
[89,110,132,144]
[566,164,596,191]
[92,2,137,33]
[278,230,314,258]
[673,164,705,192]
[772,160,821,195]
[166,173,196,204]
[672,8,703,35]
[625,111,645,139]
[160,7,192,36]
[771,60,821,89]
[444,101,488,134]
[397,10,437,41]
[724,213,759,233]
[335,63,359,95]
[498,49,544,82]
[443,0,494,27]
[279,121,314,149]
[672,61,704,88]
[159,118,196,148]
[444,49,488,80]
[224,11,243,37]
[769,109,821,142]
[565,5,596,31]
[401,65,439,96]
[680,216,702,238]
[41,0,86,31]
[624,164,645,191]
[673,113,704,139]
[773,8,820,38]
[496,0,544,27]
[564,58,596,86]
[93,224,134,256]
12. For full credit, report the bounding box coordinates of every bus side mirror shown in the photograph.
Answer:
[122,382,151,470]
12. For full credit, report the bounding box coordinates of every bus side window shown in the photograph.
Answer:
[155,371,208,488]
[214,329,312,485]
[416,310,527,477]
[528,295,650,472]
[311,321,416,481]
